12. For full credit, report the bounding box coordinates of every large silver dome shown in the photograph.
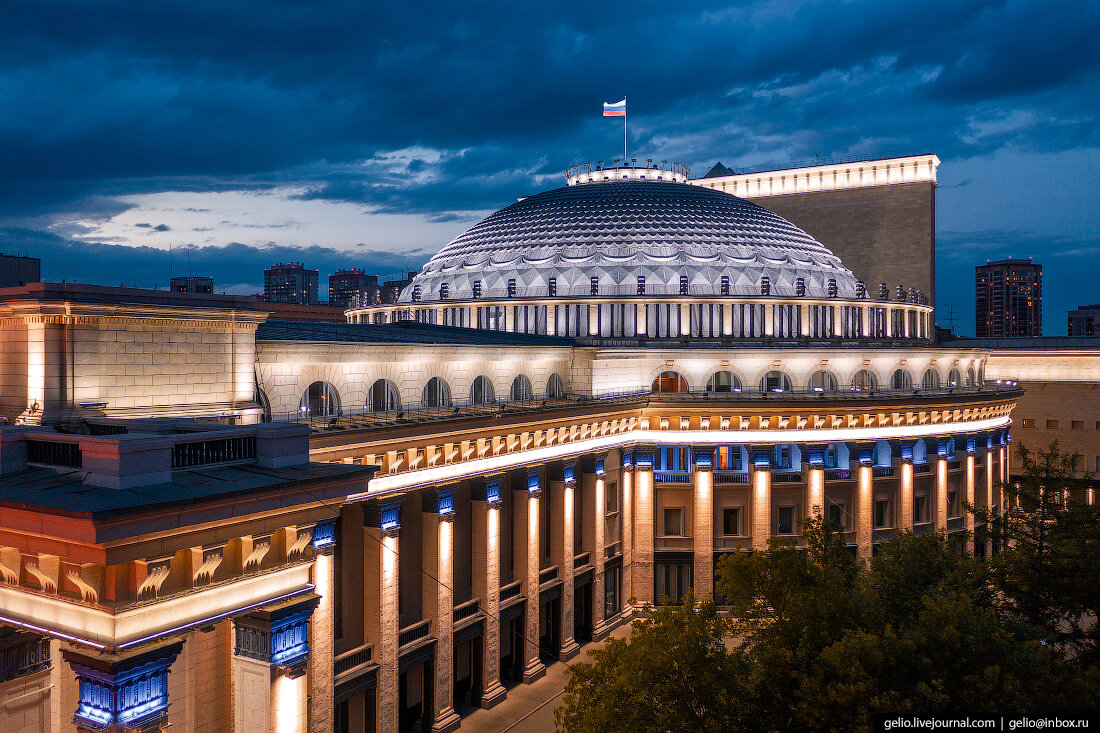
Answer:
[402,178,859,302]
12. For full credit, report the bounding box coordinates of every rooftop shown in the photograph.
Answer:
[257,319,580,347]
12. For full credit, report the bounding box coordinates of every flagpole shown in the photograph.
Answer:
[623,96,628,164]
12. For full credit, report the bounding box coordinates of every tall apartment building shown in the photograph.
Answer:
[1068,305,1100,337]
[975,258,1042,337]
[329,268,379,308]
[264,262,319,304]
[170,275,214,294]
[0,253,41,288]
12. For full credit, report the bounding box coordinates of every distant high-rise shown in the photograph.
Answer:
[328,268,379,308]
[975,257,1042,337]
[264,262,319,304]
[0,253,41,288]
[170,275,214,294]
[380,271,417,305]
[1068,304,1100,337]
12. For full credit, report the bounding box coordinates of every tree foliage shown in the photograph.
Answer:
[556,443,1100,732]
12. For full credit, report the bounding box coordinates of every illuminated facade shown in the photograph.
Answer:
[0,157,1096,732]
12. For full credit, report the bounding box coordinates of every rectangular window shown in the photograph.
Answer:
[914,495,928,523]
[1046,420,1059,429]
[605,481,618,513]
[657,447,690,472]
[948,490,960,518]
[827,502,847,531]
[723,507,742,536]
[874,499,892,528]
[1071,420,1084,430]
[663,507,683,537]
[604,562,621,617]
[655,559,692,605]
[777,505,796,535]
[1022,418,1036,428]
[715,445,743,471]
[824,445,839,468]
[773,445,792,470]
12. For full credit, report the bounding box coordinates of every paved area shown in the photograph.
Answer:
[459,624,632,733]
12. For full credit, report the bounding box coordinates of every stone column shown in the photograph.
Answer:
[588,457,610,639]
[546,305,557,336]
[860,305,869,337]
[831,305,843,337]
[722,303,733,336]
[805,445,825,521]
[558,463,579,660]
[897,448,914,531]
[620,454,635,612]
[935,440,948,532]
[588,306,599,337]
[472,479,507,708]
[692,447,715,598]
[636,303,647,337]
[66,641,184,732]
[763,304,774,336]
[799,304,810,337]
[751,449,771,551]
[632,450,655,606]
[679,303,691,336]
[309,525,336,733]
[857,461,873,559]
[965,442,976,554]
[515,470,546,683]
[422,489,461,733]
[365,501,400,733]
[985,439,995,557]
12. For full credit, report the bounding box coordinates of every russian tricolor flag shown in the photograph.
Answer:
[603,98,626,117]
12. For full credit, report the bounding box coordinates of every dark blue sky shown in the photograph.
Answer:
[1,0,1097,334]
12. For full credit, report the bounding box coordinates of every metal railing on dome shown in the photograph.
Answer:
[286,382,1020,433]
[385,282,915,302]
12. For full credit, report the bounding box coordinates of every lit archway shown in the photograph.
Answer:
[651,371,688,393]
[366,379,400,412]
[300,381,340,417]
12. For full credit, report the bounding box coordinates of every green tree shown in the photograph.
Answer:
[975,441,1100,666]
[554,593,745,733]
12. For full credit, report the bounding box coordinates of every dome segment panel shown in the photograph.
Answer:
[403,179,859,301]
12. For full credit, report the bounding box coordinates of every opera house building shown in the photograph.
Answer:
[0,157,1096,732]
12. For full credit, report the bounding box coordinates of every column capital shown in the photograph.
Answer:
[965,436,978,454]
[936,438,952,458]
[311,518,337,553]
[471,475,504,506]
[692,446,715,470]
[421,485,458,520]
[64,640,183,731]
[751,448,772,469]
[364,499,402,536]
[234,592,321,677]
[632,447,655,468]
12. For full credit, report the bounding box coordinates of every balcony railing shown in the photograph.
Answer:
[714,472,749,484]
[873,467,895,478]
[500,580,522,603]
[654,472,691,484]
[172,435,256,469]
[539,566,559,586]
[573,552,590,570]
[825,469,852,481]
[604,541,622,559]
[914,464,931,474]
[398,620,431,648]
[453,599,481,624]
[771,472,803,483]
[333,643,373,677]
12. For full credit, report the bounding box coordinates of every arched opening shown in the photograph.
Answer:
[547,373,566,399]
[890,369,912,389]
[921,369,940,389]
[510,374,533,401]
[760,371,792,393]
[851,369,877,391]
[809,370,839,392]
[366,379,400,412]
[423,377,452,408]
[948,368,962,387]
[300,381,340,417]
[966,367,976,386]
[470,376,495,405]
[706,371,742,393]
[651,371,688,393]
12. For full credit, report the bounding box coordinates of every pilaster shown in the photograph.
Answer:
[364,502,400,732]
[515,470,545,683]
[857,462,873,559]
[557,463,579,661]
[965,440,976,554]
[471,478,506,709]
[692,448,714,599]
[935,440,949,531]
[751,450,771,551]
[588,461,609,638]
[620,455,635,613]
[422,489,461,733]
[631,450,655,605]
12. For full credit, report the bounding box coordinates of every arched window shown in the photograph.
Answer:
[547,373,566,399]
[366,379,400,412]
[809,370,838,392]
[651,371,688,393]
[851,369,877,391]
[510,374,533,401]
[966,367,976,386]
[423,377,451,408]
[706,370,742,392]
[300,381,340,417]
[890,369,912,389]
[948,368,962,387]
[470,376,495,405]
[760,371,792,392]
[921,369,940,389]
